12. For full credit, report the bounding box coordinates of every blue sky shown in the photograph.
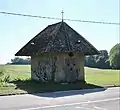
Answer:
[0,0,119,64]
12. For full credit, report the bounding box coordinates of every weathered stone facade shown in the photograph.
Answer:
[31,52,84,83]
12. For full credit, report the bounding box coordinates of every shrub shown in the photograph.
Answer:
[0,71,4,82]
[0,71,10,82]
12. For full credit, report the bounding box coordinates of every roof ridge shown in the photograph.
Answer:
[63,22,71,51]
[48,21,61,27]
[44,22,62,52]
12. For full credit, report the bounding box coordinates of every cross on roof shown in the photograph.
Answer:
[61,10,64,21]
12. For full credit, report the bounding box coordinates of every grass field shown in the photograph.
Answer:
[0,65,119,95]
[0,65,30,80]
[85,67,120,85]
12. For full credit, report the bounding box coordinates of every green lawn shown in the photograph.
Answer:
[0,65,119,95]
[0,65,30,81]
[85,67,120,86]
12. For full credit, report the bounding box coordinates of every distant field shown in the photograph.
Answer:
[0,65,119,85]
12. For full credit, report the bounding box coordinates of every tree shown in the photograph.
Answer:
[10,57,31,65]
[109,43,120,69]
[95,50,110,69]
[85,50,110,69]
[85,56,96,68]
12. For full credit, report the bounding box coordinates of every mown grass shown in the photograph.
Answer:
[85,67,120,86]
[0,65,119,95]
[0,65,30,81]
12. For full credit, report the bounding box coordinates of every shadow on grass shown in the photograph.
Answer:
[10,79,106,97]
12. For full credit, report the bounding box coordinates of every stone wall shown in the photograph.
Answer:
[31,52,85,83]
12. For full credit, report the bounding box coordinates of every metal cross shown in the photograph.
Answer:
[61,10,64,21]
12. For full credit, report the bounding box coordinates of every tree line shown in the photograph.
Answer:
[85,50,110,69]
[8,57,31,65]
[85,43,120,69]
[9,43,120,69]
